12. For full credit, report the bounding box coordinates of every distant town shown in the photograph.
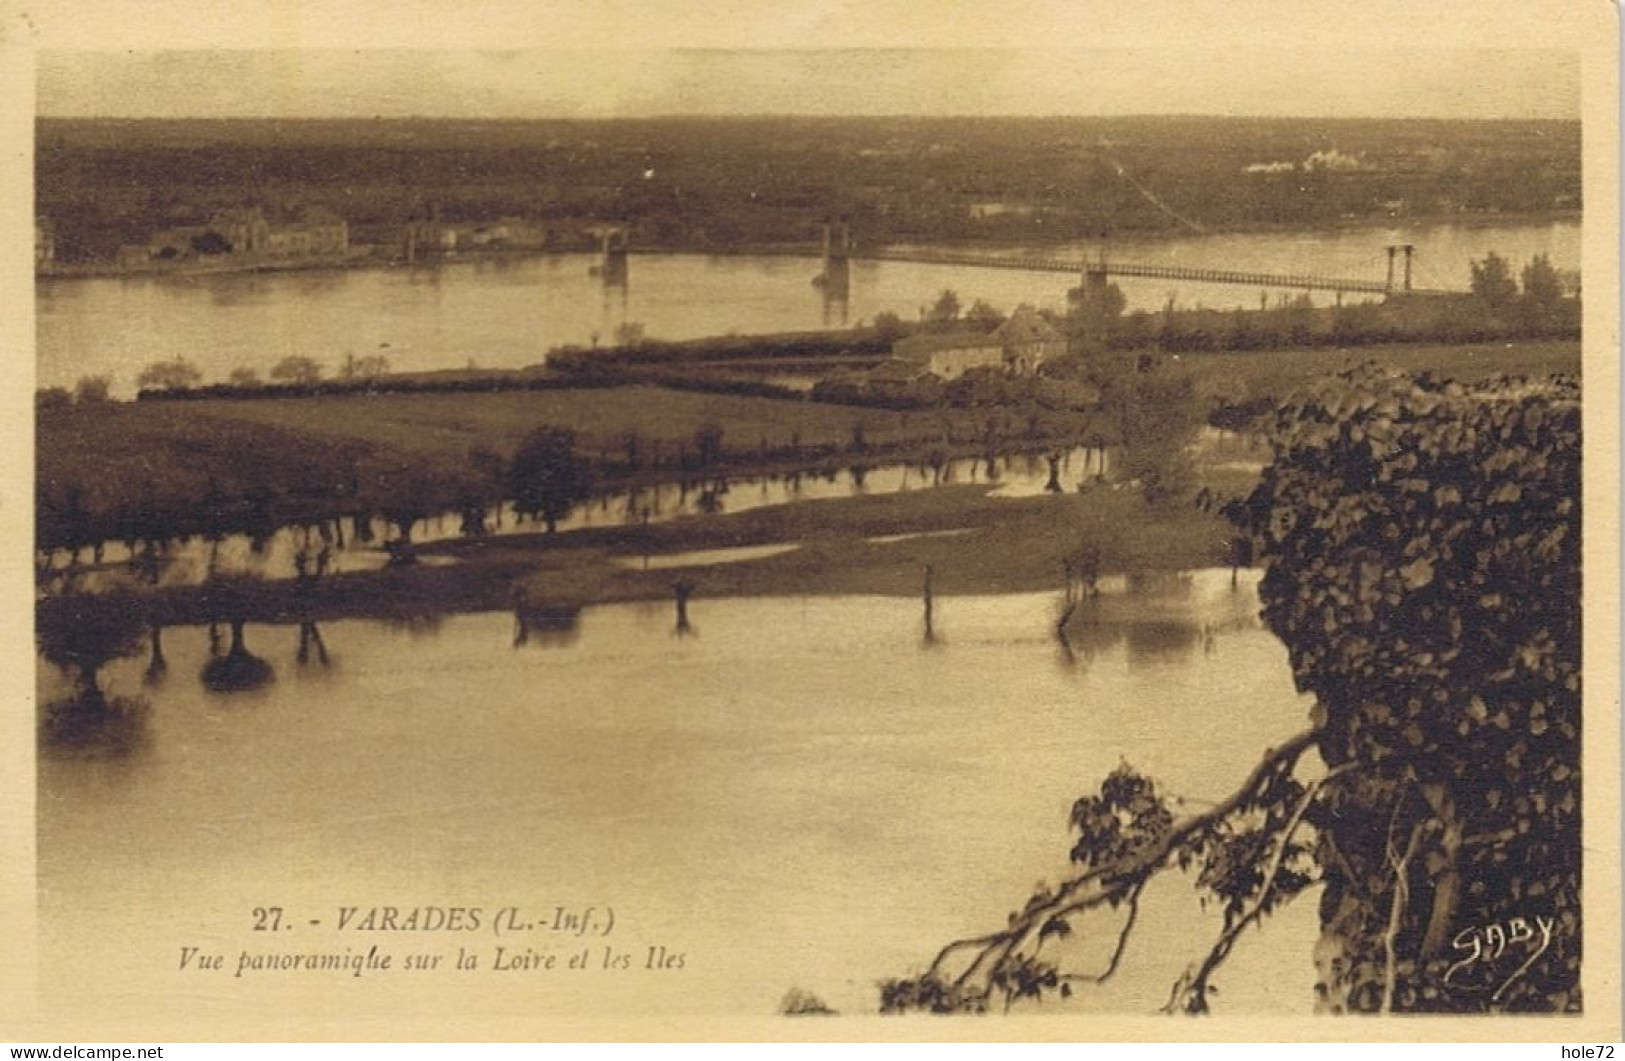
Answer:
[34,115,1580,276]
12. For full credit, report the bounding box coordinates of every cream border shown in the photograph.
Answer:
[0,0,1617,1043]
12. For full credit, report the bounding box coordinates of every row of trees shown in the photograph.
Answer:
[38,354,392,408]
[39,412,823,562]
[1063,253,1577,356]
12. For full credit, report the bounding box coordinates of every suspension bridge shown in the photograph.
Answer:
[587,222,1459,300]
[811,222,1455,299]
[848,246,1439,296]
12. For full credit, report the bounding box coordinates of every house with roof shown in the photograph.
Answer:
[209,208,271,255]
[130,206,350,264]
[884,305,1066,382]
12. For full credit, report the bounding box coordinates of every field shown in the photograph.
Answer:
[176,385,954,461]
[36,338,1580,554]
[1165,338,1581,400]
[72,338,1582,463]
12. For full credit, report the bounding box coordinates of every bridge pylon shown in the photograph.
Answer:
[1385,243,1415,294]
[588,223,630,286]
[817,218,852,299]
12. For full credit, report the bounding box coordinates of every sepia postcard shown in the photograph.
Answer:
[1,0,1620,1044]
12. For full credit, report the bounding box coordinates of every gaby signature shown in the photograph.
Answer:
[1445,915,1556,1001]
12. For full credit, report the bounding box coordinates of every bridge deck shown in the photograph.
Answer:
[856,249,1426,294]
[621,245,1460,296]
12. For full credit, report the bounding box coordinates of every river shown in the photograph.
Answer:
[36,219,1579,396]
[36,571,1321,1022]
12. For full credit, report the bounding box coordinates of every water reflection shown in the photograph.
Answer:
[143,625,168,687]
[297,621,333,667]
[383,613,447,638]
[200,619,276,694]
[39,692,150,758]
[512,596,584,650]
[38,575,1316,1016]
[673,579,696,638]
[1057,569,1264,672]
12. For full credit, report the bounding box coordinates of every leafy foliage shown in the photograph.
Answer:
[885,362,1579,1017]
[507,426,592,533]
[1099,360,1204,504]
[926,289,962,326]
[270,356,324,385]
[1469,252,1519,309]
[1241,364,1580,1012]
[881,737,1329,1014]
[137,358,204,391]
[74,375,112,405]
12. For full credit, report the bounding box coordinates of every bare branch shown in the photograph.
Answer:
[1074,879,1146,985]
[923,931,1010,982]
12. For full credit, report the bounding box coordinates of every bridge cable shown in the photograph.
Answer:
[1099,149,1208,235]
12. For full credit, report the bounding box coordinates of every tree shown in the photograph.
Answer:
[926,289,962,326]
[964,300,1006,330]
[1066,279,1126,355]
[73,375,111,404]
[460,444,507,536]
[618,429,647,472]
[614,320,647,348]
[36,597,149,754]
[871,311,909,343]
[38,598,144,702]
[507,426,591,533]
[270,356,323,386]
[137,357,203,392]
[1520,254,1563,306]
[340,353,390,380]
[692,422,725,469]
[883,366,1580,1015]
[1517,254,1566,334]
[1101,364,1203,504]
[228,367,261,387]
[1469,252,1518,310]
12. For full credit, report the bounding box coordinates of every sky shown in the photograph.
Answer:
[36,48,1582,121]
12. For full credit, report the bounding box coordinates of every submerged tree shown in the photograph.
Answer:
[37,597,149,755]
[1100,361,1203,504]
[883,365,1579,1015]
[508,426,592,533]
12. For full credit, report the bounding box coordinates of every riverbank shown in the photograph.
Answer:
[35,209,1581,283]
